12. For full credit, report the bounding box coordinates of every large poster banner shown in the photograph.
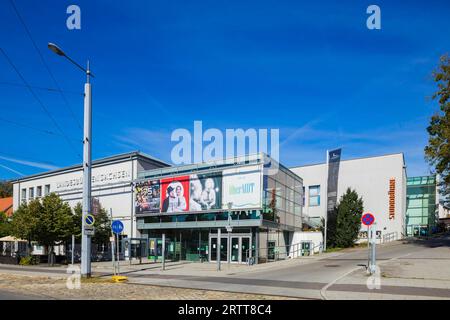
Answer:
[327,149,342,215]
[160,176,190,213]
[222,166,261,209]
[135,180,161,214]
[189,172,222,211]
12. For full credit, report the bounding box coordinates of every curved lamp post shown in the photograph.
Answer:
[48,42,93,277]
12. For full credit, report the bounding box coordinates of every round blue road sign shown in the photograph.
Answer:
[112,220,124,234]
[85,214,95,226]
[361,213,375,226]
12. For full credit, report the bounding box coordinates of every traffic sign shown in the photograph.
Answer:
[361,212,375,226]
[111,220,124,234]
[84,227,95,236]
[85,214,95,226]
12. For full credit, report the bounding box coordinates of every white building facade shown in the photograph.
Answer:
[290,153,407,242]
[12,152,169,239]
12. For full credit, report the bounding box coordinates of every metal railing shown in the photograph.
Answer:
[244,241,322,265]
[382,231,398,243]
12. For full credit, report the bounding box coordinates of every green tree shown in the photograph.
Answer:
[0,211,12,238]
[10,194,74,265]
[0,180,12,198]
[73,202,112,245]
[9,201,40,256]
[36,193,74,265]
[328,188,364,248]
[425,54,450,201]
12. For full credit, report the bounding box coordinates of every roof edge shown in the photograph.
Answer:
[290,152,406,169]
[12,151,170,183]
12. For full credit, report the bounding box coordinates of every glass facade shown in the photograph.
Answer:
[262,164,303,230]
[406,175,438,236]
[136,153,303,264]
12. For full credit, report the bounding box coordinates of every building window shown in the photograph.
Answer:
[36,186,42,199]
[44,184,50,195]
[28,187,34,201]
[21,188,26,204]
[302,186,305,206]
[309,185,320,206]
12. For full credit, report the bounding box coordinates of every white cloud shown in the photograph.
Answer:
[0,155,58,170]
[0,163,24,176]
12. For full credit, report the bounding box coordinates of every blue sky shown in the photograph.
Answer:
[1,0,449,179]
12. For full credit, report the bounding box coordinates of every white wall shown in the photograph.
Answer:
[13,159,136,238]
[291,153,407,240]
[289,231,323,257]
[12,155,167,240]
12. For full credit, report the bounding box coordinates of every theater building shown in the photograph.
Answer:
[135,153,305,264]
[10,150,426,263]
[12,151,169,240]
[290,153,407,243]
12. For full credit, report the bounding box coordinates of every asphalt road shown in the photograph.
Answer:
[0,289,41,300]
[123,236,450,299]
[241,240,419,283]
[1,235,449,300]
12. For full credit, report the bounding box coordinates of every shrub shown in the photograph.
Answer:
[19,255,39,265]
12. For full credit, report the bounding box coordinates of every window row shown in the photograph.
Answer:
[21,185,51,203]
[141,210,262,224]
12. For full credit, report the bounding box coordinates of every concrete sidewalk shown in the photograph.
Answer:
[2,238,448,300]
[324,236,450,300]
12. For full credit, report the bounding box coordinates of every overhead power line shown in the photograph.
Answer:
[0,80,82,95]
[0,116,81,142]
[0,47,82,159]
[9,0,83,131]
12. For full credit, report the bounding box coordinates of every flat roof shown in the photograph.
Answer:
[290,152,406,169]
[138,152,303,182]
[13,151,170,183]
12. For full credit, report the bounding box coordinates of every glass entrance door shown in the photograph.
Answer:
[209,237,228,262]
[230,236,251,263]
[241,237,250,263]
[209,234,252,264]
[230,237,239,262]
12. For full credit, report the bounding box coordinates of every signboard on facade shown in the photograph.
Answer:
[222,166,261,209]
[135,180,161,214]
[326,148,342,219]
[56,168,131,191]
[190,172,222,211]
[134,165,262,214]
[160,176,190,212]
[389,178,395,220]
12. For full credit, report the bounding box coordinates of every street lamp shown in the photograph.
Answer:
[48,42,93,277]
